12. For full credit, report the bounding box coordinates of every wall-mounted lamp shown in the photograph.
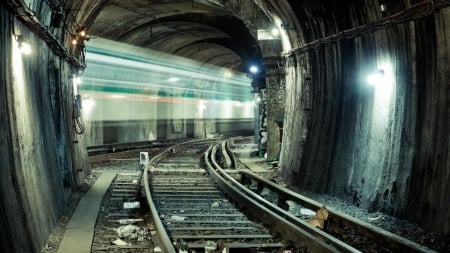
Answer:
[77,27,86,38]
[367,69,385,86]
[271,27,280,37]
[71,35,78,46]
[71,27,89,47]
[16,35,31,55]
[249,65,259,74]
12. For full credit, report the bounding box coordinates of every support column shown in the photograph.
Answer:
[265,57,286,162]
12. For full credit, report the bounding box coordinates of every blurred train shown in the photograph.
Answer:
[78,38,255,145]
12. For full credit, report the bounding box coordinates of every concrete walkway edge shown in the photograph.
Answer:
[57,171,117,253]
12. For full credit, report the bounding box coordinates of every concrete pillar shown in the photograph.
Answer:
[258,39,283,159]
[265,57,286,162]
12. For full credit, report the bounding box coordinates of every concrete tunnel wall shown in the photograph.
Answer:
[0,3,90,253]
[271,0,450,234]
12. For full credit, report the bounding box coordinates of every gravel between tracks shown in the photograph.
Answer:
[249,156,450,252]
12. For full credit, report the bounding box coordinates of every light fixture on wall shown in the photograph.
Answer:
[71,35,78,46]
[271,27,280,37]
[71,27,89,47]
[78,27,86,38]
[367,69,385,86]
[16,35,31,55]
[249,65,259,74]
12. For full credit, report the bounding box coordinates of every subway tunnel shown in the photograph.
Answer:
[0,0,449,252]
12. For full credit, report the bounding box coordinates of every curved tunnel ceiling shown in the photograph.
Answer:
[88,0,263,71]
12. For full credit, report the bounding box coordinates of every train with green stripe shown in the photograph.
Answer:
[79,38,254,145]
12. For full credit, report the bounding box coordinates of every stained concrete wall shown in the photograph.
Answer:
[276,0,450,234]
[0,3,90,252]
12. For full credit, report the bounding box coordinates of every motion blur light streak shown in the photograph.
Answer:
[85,38,249,88]
[72,76,82,95]
[81,38,254,124]
[82,98,95,112]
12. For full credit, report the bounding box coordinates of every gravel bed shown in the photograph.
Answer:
[258,165,450,252]
[91,169,155,253]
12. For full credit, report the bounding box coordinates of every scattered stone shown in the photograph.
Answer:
[169,215,187,221]
[147,223,155,230]
[300,208,316,217]
[123,201,140,209]
[110,218,144,224]
[111,238,128,246]
[116,225,140,238]
[211,201,221,208]
[368,215,384,222]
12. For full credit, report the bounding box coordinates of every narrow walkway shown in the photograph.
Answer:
[57,171,117,253]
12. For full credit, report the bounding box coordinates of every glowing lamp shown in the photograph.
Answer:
[367,69,385,86]
[271,28,280,37]
[249,65,259,74]
[16,35,31,55]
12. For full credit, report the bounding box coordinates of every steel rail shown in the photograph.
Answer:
[206,144,355,252]
[225,139,238,169]
[143,138,220,253]
[87,139,185,156]
[239,170,437,253]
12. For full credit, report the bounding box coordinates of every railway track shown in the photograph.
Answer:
[87,139,185,156]
[146,140,284,252]
[237,170,438,253]
[88,138,436,252]
[143,139,437,253]
[225,140,437,253]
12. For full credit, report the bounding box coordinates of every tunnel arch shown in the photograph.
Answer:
[1,4,450,253]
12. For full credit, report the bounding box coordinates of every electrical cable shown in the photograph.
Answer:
[74,116,85,134]
[283,0,450,57]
